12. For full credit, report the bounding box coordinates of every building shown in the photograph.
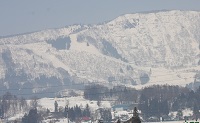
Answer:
[80,116,91,123]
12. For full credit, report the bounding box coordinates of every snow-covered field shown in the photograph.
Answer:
[38,97,111,112]
[133,66,199,89]
[2,96,195,123]
[41,119,193,123]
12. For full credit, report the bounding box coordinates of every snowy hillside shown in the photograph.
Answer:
[0,10,199,95]
[75,10,200,67]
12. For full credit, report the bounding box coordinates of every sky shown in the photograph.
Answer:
[0,0,200,36]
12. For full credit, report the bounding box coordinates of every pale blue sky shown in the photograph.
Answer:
[0,0,200,36]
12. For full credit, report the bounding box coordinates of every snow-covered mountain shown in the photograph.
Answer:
[0,10,199,96]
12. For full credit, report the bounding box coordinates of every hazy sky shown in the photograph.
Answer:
[0,0,200,36]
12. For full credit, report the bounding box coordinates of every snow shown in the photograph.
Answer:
[3,97,196,123]
[0,25,82,45]
[169,108,193,120]
[69,34,101,55]
[7,113,25,121]
[25,42,74,76]
[182,108,193,117]
[0,10,199,91]
[133,67,198,89]
[1,10,200,123]
[42,118,70,123]
[37,98,195,123]
[144,121,187,123]
[4,97,111,122]
[112,110,133,118]
[38,97,111,113]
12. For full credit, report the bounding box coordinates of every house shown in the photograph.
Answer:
[80,116,91,123]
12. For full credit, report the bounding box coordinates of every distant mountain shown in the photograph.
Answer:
[0,10,199,96]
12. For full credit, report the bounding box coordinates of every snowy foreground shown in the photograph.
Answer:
[38,96,111,112]
[4,96,194,123]
[41,120,195,123]
[42,119,190,123]
[43,120,189,123]
[112,121,193,123]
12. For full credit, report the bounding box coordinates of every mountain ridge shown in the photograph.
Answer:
[0,10,199,96]
[1,10,199,38]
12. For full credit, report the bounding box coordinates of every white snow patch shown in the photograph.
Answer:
[69,34,101,55]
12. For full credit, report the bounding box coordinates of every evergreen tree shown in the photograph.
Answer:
[71,108,76,121]
[83,104,90,117]
[139,94,149,118]
[193,104,199,120]
[97,100,101,107]
[87,42,89,46]
[132,107,141,123]
[0,108,2,117]
[46,108,50,114]
[22,108,40,123]
[160,100,169,116]
[30,96,38,109]
[28,109,39,123]
[149,98,159,116]
[172,100,179,111]
[54,101,58,112]
[64,106,68,118]
[68,107,75,121]
[21,113,28,123]
[74,105,82,118]
[99,109,112,122]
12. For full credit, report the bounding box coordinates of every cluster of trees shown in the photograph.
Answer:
[0,92,47,123]
[84,84,200,120]
[64,104,91,122]
[84,84,109,100]
[21,108,41,123]
[84,84,138,103]
[139,85,200,119]
[139,85,184,118]
[0,92,28,118]
[174,86,200,118]
[139,95,169,117]
[63,103,112,122]
[99,108,112,122]
[21,101,92,123]
[2,83,200,122]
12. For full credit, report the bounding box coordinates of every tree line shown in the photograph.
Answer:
[84,84,200,120]
[64,104,91,122]
[84,84,138,104]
